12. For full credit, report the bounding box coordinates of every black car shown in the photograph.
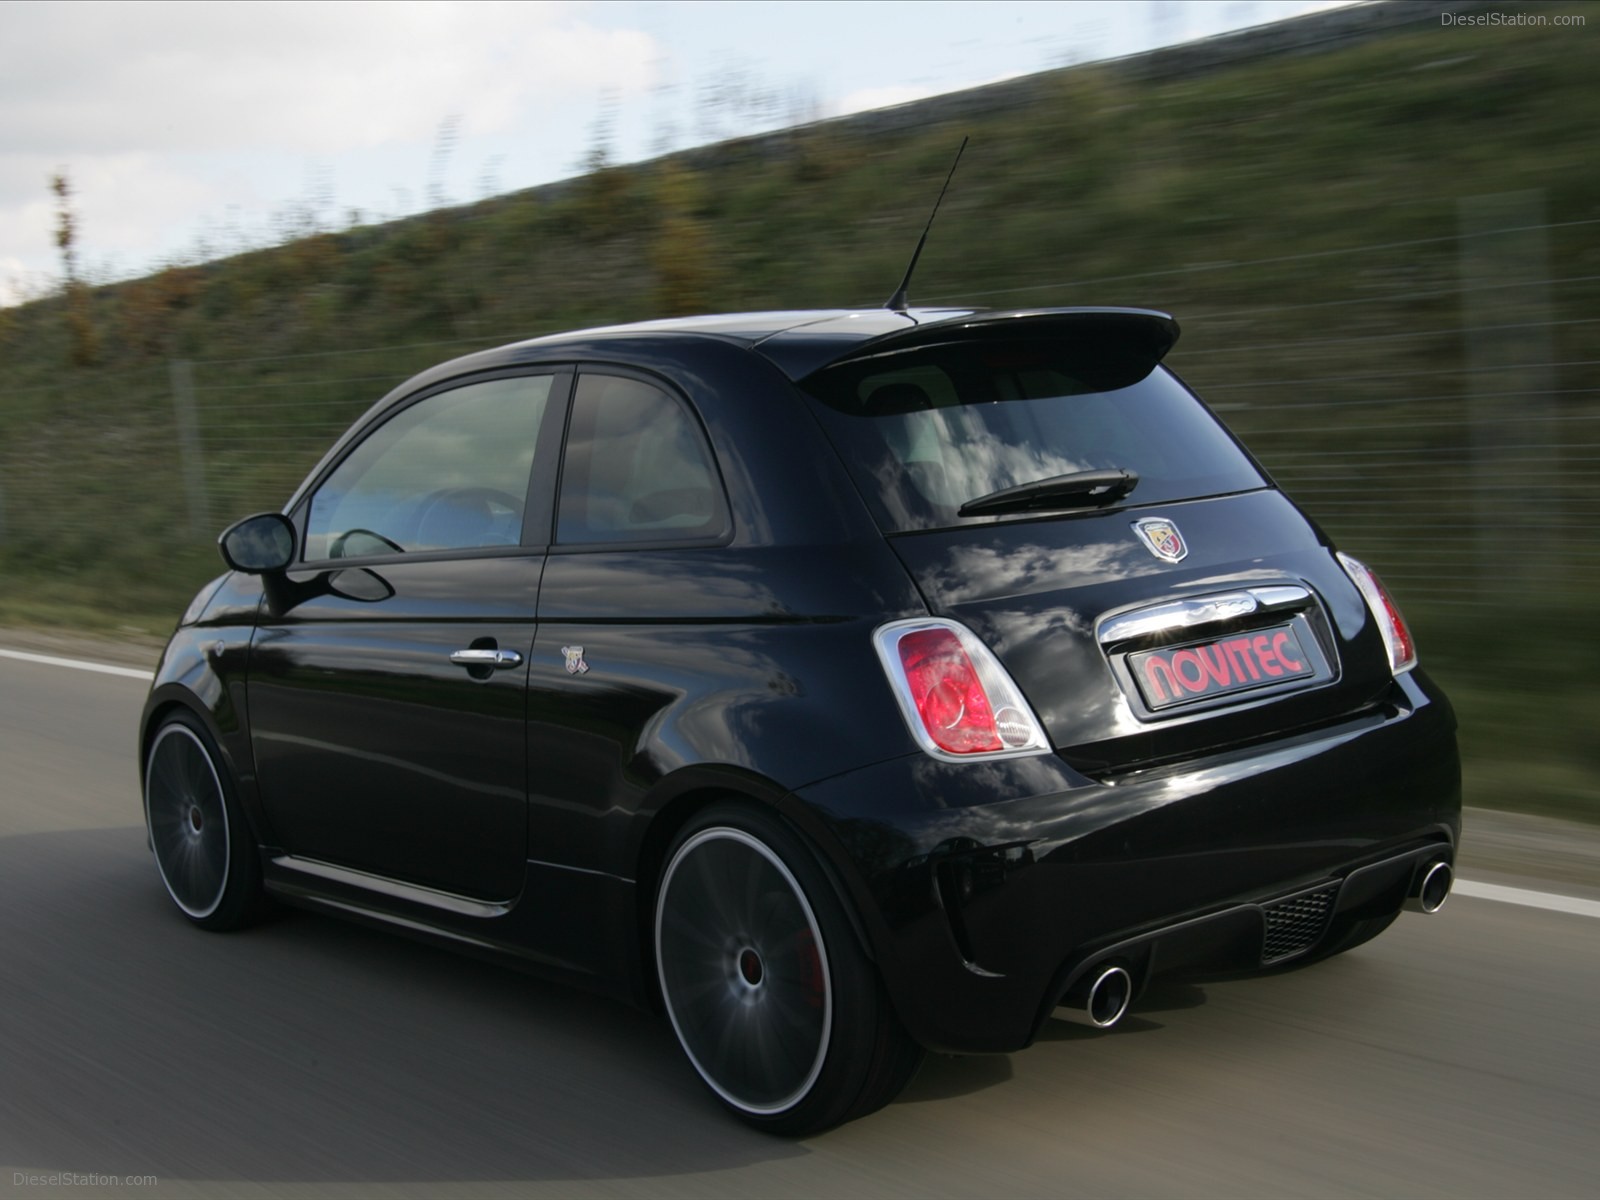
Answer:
[140,306,1460,1135]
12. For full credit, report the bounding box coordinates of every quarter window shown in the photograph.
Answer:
[305,375,554,560]
[556,374,725,544]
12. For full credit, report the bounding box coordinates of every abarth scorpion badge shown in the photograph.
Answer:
[561,645,590,675]
[1132,517,1188,563]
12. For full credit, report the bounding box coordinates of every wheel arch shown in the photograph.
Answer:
[139,684,268,848]
[140,691,202,771]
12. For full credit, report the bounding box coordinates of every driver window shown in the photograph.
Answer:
[305,375,553,560]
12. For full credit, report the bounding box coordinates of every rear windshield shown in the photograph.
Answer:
[801,340,1267,532]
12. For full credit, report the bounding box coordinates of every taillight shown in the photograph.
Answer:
[873,619,1049,760]
[1337,553,1417,674]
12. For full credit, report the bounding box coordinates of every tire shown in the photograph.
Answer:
[654,803,923,1136]
[143,710,262,931]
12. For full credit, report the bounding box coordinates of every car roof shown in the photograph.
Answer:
[282,305,1180,518]
[481,305,1178,381]
[539,310,932,342]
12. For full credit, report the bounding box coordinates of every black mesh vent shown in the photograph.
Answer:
[1261,884,1338,964]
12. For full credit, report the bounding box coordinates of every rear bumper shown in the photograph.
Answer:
[787,669,1460,1053]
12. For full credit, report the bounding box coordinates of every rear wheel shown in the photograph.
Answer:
[654,803,923,1136]
[143,711,261,930]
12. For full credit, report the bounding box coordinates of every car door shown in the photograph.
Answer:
[525,370,734,877]
[247,370,569,901]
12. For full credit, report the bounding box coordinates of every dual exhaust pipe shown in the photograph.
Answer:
[1404,859,1454,914]
[1052,858,1451,1030]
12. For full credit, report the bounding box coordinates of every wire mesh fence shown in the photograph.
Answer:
[963,202,1600,615]
[1,203,1596,814]
[2,214,1597,619]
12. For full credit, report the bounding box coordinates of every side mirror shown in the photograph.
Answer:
[219,512,296,574]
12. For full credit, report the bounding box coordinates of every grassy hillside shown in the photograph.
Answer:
[1,2,1595,819]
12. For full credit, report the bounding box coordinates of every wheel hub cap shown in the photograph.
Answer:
[737,947,764,987]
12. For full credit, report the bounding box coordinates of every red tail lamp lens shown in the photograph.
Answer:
[896,627,1004,754]
[874,619,1049,759]
[1338,553,1417,674]
[1374,578,1415,669]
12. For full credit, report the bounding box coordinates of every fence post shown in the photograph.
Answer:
[1457,190,1554,595]
[168,359,211,539]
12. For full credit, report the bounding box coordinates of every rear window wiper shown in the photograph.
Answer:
[958,468,1139,517]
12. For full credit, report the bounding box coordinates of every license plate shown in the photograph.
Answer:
[1128,624,1318,711]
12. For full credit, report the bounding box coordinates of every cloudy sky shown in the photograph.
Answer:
[0,0,1349,305]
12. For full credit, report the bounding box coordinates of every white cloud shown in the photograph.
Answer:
[0,0,664,288]
[0,255,53,307]
[0,151,238,278]
[831,84,944,117]
[0,1,661,157]
[831,69,1026,119]
[0,0,1364,298]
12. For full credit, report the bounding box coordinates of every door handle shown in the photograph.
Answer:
[449,648,523,669]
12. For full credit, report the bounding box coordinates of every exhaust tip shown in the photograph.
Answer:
[1405,860,1453,914]
[1054,965,1133,1029]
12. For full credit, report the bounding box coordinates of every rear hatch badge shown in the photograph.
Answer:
[1132,517,1188,563]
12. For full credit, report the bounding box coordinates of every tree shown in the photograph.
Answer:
[50,170,98,366]
[649,161,715,315]
[576,92,628,238]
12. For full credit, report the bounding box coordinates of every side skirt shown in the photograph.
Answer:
[258,849,645,1007]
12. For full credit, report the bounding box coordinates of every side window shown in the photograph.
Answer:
[305,375,554,560]
[556,374,726,545]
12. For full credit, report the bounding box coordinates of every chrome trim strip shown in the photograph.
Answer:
[286,894,507,952]
[270,855,514,918]
[526,857,634,883]
[1097,585,1312,646]
[1249,585,1314,611]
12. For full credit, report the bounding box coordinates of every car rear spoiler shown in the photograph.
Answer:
[768,308,1180,387]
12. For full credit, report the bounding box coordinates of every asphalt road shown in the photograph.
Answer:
[2,645,1597,1199]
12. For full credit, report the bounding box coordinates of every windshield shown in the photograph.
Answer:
[801,341,1267,533]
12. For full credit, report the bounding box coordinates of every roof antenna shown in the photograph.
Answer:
[885,136,968,313]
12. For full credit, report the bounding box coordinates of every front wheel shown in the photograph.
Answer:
[654,804,923,1136]
[143,711,262,930]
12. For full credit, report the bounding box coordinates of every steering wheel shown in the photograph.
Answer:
[329,527,406,559]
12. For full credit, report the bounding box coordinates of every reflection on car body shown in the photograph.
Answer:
[139,306,1460,1135]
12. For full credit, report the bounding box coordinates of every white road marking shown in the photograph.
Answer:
[1453,879,1600,920]
[3,644,1598,919]
[0,646,155,681]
